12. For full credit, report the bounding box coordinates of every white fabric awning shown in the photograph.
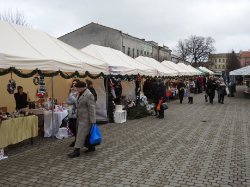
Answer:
[229,66,250,75]
[81,44,156,76]
[135,56,178,77]
[199,66,214,75]
[161,60,191,76]
[0,20,108,74]
[177,63,200,75]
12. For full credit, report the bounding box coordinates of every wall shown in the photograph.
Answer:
[58,24,122,50]
[122,35,153,58]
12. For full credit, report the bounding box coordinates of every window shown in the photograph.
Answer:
[223,59,225,63]
[122,46,125,53]
[144,51,146,56]
[133,48,135,58]
[141,50,143,55]
[226,59,229,62]
[137,50,139,57]
[215,65,217,69]
[222,65,225,69]
[147,52,149,56]
[128,47,130,56]
[215,59,217,63]
[219,65,221,69]
[219,59,221,63]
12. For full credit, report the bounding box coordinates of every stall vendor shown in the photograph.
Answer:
[14,86,29,110]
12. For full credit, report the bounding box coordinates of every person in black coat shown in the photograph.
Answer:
[114,82,122,104]
[86,79,97,102]
[151,79,158,116]
[206,77,217,104]
[203,77,207,91]
[143,79,152,99]
[14,86,29,110]
[156,79,166,119]
[177,79,186,104]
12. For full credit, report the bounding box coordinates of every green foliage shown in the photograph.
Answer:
[127,105,150,120]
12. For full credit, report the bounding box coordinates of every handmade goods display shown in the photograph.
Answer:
[37,77,46,98]
[7,79,16,94]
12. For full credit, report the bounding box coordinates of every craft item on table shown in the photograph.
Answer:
[115,105,123,112]
[7,79,16,94]
[33,76,40,85]
[37,77,46,98]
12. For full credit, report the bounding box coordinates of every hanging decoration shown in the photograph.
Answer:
[7,79,16,94]
[33,76,40,85]
[37,77,46,98]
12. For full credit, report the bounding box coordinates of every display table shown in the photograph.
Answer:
[0,115,38,148]
[26,108,45,115]
[43,110,68,137]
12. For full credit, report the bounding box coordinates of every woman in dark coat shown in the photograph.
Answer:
[206,77,217,104]
[151,79,158,116]
[156,79,166,119]
[143,79,152,99]
[114,82,122,104]
[177,79,186,104]
[67,81,96,158]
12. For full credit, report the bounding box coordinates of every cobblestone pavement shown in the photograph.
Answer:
[0,86,250,187]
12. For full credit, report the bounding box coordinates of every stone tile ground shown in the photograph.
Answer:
[0,86,250,187]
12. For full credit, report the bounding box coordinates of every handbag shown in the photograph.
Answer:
[190,87,195,93]
[84,124,101,148]
[160,103,168,110]
[222,89,227,96]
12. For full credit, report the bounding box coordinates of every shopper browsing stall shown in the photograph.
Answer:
[86,79,97,102]
[177,79,186,104]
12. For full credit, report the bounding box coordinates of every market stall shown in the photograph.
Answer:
[199,66,214,75]
[0,20,108,140]
[177,63,200,76]
[161,61,191,76]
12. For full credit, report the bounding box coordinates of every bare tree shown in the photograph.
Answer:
[175,35,216,67]
[174,39,190,62]
[226,50,241,75]
[0,8,32,27]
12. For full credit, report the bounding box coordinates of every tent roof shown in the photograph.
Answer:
[199,66,214,75]
[161,60,191,76]
[187,65,203,75]
[0,20,108,74]
[135,56,178,77]
[81,44,155,76]
[177,63,200,75]
[229,65,250,75]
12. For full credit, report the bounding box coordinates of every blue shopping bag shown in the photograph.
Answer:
[90,124,102,145]
[184,93,187,97]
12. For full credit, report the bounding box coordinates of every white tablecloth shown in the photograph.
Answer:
[26,108,45,115]
[44,110,68,137]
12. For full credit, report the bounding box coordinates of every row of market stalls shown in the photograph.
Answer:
[0,20,213,123]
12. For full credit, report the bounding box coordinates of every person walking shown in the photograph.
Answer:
[151,79,158,116]
[156,79,166,118]
[186,79,195,104]
[218,78,226,104]
[203,76,207,91]
[199,76,204,93]
[67,81,96,158]
[206,77,217,104]
[86,79,97,102]
[216,78,221,103]
[66,79,80,147]
[177,79,186,104]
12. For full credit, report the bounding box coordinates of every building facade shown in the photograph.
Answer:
[240,51,250,67]
[58,22,171,61]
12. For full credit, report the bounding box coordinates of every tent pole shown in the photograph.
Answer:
[106,78,109,123]
[51,73,54,138]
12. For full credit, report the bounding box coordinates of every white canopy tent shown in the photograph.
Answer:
[135,56,178,77]
[0,21,109,122]
[81,44,155,76]
[199,66,214,75]
[0,20,108,74]
[161,60,191,76]
[229,66,250,75]
[177,63,200,76]
[187,65,203,75]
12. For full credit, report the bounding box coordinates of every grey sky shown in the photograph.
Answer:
[1,0,250,54]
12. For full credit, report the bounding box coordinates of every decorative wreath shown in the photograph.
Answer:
[7,79,16,94]
[33,76,40,85]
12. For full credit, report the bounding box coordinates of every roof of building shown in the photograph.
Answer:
[210,53,240,58]
[241,51,250,58]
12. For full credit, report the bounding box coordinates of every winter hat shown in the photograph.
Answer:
[86,79,92,86]
[75,81,86,88]
[220,77,224,81]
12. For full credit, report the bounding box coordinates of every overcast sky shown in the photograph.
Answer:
[1,0,250,53]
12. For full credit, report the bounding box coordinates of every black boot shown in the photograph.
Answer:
[190,97,193,104]
[85,147,96,153]
[154,111,158,116]
[69,141,75,147]
[188,97,190,103]
[221,97,224,104]
[67,148,80,158]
